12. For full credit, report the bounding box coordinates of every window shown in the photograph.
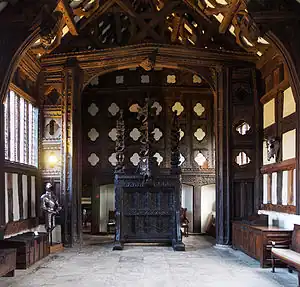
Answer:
[4,90,38,167]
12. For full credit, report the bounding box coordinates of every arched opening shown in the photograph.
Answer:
[81,66,216,245]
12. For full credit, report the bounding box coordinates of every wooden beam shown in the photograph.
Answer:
[56,0,78,36]
[261,158,296,174]
[9,83,37,105]
[287,169,294,205]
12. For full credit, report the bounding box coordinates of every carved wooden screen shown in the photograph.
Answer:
[122,186,175,241]
[81,68,215,189]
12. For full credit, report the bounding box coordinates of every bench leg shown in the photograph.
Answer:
[3,270,15,277]
[271,254,275,273]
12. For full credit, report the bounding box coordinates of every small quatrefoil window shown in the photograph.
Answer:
[193,75,202,84]
[236,121,251,135]
[179,153,185,166]
[172,102,184,116]
[167,75,176,84]
[141,75,150,84]
[179,129,184,141]
[129,103,140,113]
[88,103,99,116]
[194,103,205,117]
[130,128,141,141]
[152,128,163,141]
[153,152,163,166]
[116,75,124,84]
[108,153,117,166]
[194,128,206,142]
[108,103,120,116]
[194,152,207,167]
[152,102,162,116]
[130,153,140,166]
[88,153,100,166]
[108,128,117,141]
[235,152,251,166]
[88,128,99,142]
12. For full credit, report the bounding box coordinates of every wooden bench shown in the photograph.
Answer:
[271,224,300,283]
[0,232,49,269]
[0,249,16,277]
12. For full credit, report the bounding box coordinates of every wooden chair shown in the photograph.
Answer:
[271,224,300,284]
[180,208,189,237]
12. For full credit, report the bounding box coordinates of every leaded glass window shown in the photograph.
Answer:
[4,90,39,167]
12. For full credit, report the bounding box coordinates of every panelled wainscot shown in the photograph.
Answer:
[232,221,292,268]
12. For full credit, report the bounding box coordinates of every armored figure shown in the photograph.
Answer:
[40,183,62,234]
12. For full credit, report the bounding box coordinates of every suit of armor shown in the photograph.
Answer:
[40,183,62,233]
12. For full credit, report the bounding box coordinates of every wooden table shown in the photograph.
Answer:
[232,221,293,268]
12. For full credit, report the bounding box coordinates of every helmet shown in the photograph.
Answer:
[46,183,53,190]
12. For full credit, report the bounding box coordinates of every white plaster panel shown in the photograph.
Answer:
[22,175,28,219]
[293,169,296,206]
[271,172,277,205]
[263,99,275,129]
[99,184,114,233]
[263,174,268,204]
[282,129,296,160]
[31,176,36,217]
[12,173,19,221]
[282,170,288,205]
[258,210,300,230]
[182,184,193,232]
[201,184,216,233]
[283,87,296,118]
[4,173,8,223]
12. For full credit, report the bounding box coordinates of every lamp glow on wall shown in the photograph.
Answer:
[48,152,58,168]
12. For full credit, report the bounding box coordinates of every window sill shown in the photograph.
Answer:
[4,161,38,174]
[260,158,296,174]
[260,203,296,214]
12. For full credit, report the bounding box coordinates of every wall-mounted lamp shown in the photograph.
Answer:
[48,152,58,168]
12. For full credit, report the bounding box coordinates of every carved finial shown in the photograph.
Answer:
[115,110,125,173]
[171,111,181,172]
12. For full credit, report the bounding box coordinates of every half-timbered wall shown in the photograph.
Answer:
[257,51,299,228]
[3,66,40,237]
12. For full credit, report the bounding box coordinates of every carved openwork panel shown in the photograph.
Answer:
[82,68,214,185]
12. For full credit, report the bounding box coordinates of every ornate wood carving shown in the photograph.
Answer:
[115,110,125,173]
[171,112,180,173]
[261,203,296,215]
[114,174,184,251]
